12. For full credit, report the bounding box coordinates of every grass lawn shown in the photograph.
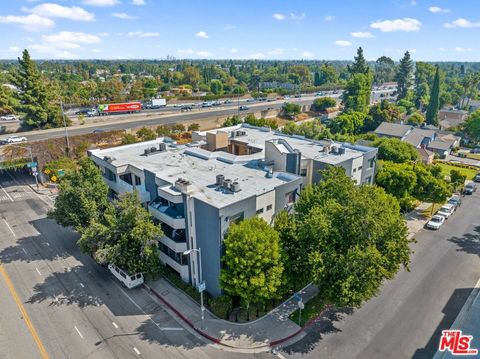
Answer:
[466,153,480,160]
[289,294,327,326]
[435,162,478,180]
[422,202,444,217]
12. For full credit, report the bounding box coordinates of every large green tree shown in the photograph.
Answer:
[342,73,372,113]
[11,49,63,129]
[318,63,339,85]
[79,192,162,275]
[312,97,336,112]
[464,109,480,142]
[220,217,284,309]
[374,56,396,84]
[49,157,110,230]
[396,51,414,101]
[348,47,369,75]
[426,66,441,125]
[328,111,367,135]
[364,100,401,131]
[293,167,411,307]
[372,137,419,163]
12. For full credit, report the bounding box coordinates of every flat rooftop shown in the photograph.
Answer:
[89,138,299,208]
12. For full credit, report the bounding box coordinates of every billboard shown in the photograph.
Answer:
[98,102,142,113]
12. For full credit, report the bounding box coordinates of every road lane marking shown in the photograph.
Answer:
[133,347,141,355]
[0,184,13,202]
[112,322,118,329]
[0,264,50,359]
[79,283,85,288]
[22,248,28,255]
[74,326,84,339]
[160,327,184,331]
[35,267,41,276]
[3,219,15,237]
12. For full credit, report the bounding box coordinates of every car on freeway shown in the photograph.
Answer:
[246,98,256,103]
[239,105,249,111]
[471,147,480,154]
[5,135,27,143]
[284,96,291,100]
[447,195,462,210]
[464,182,477,195]
[315,92,324,96]
[267,97,275,102]
[437,204,455,219]
[0,114,18,121]
[75,109,90,116]
[92,129,105,134]
[201,102,213,108]
[224,99,232,104]
[426,215,445,230]
[475,173,480,182]
[181,105,193,111]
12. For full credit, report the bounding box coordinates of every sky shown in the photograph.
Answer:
[0,0,479,61]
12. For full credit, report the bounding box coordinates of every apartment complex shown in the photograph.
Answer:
[89,125,377,296]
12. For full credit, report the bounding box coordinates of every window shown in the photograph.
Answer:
[134,175,141,186]
[365,176,372,184]
[358,166,362,171]
[286,191,295,205]
[369,157,375,168]
[353,168,357,173]
[229,212,244,224]
[256,208,264,215]
[300,168,307,177]
[266,204,273,211]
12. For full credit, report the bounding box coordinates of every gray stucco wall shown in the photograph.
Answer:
[274,178,302,212]
[144,170,157,202]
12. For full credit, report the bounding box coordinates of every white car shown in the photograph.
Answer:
[437,204,455,219]
[426,215,445,230]
[5,136,27,143]
[0,114,18,121]
[108,264,144,289]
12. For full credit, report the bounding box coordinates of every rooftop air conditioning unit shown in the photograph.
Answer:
[231,182,241,192]
[223,179,232,190]
[216,174,225,186]
[338,147,346,155]
[150,147,157,153]
[159,143,167,152]
[144,148,151,155]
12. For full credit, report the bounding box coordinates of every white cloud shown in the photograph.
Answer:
[335,40,352,47]
[0,14,54,31]
[370,18,421,32]
[8,46,20,52]
[82,0,119,7]
[132,0,145,5]
[267,48,284,56]
[324,15,334,22]
[455,47,472,52]
[196,51,211,57]
[301,51,314,59]
[230,48,238,53]
[273,13,286,20]
[428,6,450,13]
[42,31,101,47]
[25,3,95,22]
[249,52,265,59]
[290,13,305,20]
[350,31,374,38]
[444,18,480,28]
[112,12,137,20]
[195,31,208,39]
[127,30,159,37]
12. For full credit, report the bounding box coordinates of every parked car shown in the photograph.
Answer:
[464,182,477,195]
[470,148,480,154]
[426,215,445,230]
[239,105,249,111]
[5,136,27,143]
[0,114,18,121]
[475,173,480,183]
[92,129,105,134]
[437,204,455,219]
[447,195,462,210]
[108,264,144,289]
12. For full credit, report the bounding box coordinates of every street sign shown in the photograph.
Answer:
[58,170,65,177]
[27,162,38,168]
[293,293,301,302]
[197,281,206,293]
[32,171,38,176]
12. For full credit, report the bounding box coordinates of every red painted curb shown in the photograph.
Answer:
[145,283,329,349]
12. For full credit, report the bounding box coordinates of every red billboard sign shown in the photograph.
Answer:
[98,102,142,113]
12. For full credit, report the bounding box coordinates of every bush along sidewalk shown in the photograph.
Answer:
[289,294,327,326]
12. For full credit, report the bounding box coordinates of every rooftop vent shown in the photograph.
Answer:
[338,147,346,155]
[103,156,116,162]
[150,147,157,153]
[175,178,192,193]
[159,143,167,152]
[216,174,225,186]
[223,179,232,190]
[231,182,241,192]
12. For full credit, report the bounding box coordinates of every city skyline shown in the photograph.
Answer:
[0,0,479,61]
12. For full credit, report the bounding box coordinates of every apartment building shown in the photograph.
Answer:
[89,124,377,296]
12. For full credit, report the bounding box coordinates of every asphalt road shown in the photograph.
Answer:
[0,171,272,359]
[281,190,480,359]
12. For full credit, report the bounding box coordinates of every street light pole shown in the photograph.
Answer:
[183,248,205,320]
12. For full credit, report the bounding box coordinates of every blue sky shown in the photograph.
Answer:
[0,0,479,61]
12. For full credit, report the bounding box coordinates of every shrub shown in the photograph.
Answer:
[208,295,233,319]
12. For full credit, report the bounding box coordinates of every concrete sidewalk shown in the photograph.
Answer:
[145,278,318,351]
[405,202,433,239]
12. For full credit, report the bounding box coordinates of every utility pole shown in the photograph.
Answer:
[60,101,71,157]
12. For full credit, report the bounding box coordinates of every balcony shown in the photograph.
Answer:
[159,235,187,253]
[159,252,189,281]
[103,177,150,203]
[148,203,185,229]
[158,185,183,203]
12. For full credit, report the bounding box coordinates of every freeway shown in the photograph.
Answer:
[281,190,480,358]
[0,171,271,359]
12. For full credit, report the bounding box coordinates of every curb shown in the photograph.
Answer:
[144,283,330,351]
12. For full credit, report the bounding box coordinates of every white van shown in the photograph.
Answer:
[108,264,144,289]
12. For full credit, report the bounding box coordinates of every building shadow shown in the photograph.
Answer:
[412,287,475,359]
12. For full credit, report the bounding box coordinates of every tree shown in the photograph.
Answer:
[407,112,425,126]
[311,97,336,112]
[11,49,63,129]
[426,66,441,126]
[313,71,321,86]
[348,47,369,75]
[210,79,223,95]
[223,115,242,127]
[328,111,366,135]
[396,51,414,101]
[464,109,480,142]
[372,137,419,163]
[293,167,410,307]
[79,192,162,275]
[290,65,312,85]
[374,56,396,84]
[283,102,301,116]
[220,217,284,309]
[318,63,339,85]
[412,165,451,205]
[183,66,201,89]
[187,123,200,132]
[122,133,139,144]
[281,119,331,139]
[375,161,417,209]
[364,100,401,131]
[0,85,16,114]
[136,127,157,141]
[342,73,372,113]
[413,62,436,109]
[49,157,110,230]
